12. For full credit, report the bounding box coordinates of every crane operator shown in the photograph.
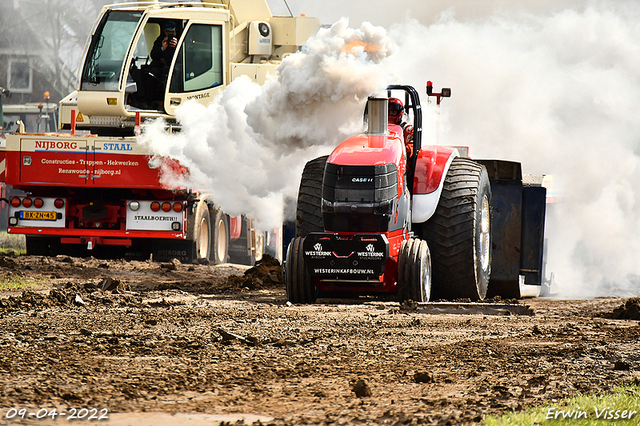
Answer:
[150,21,179,73]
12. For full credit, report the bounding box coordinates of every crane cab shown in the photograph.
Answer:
[72,5,231,133]
[60,1,320,135]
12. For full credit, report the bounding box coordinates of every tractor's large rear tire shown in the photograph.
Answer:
[285,237,317,304]
[421,158,492,301]
[296,155,328,237]
[398,238,432,302]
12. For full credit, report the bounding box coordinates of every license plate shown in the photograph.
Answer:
[20,211,57,221]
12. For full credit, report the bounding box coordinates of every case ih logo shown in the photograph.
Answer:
[35,140,79,151]
[352,177,373,183]
[314,243,323,251]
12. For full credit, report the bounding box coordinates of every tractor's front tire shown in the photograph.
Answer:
[421,158,492,301]
[398,238,432,302]
[285,237,317,304]
[296,155,328,237]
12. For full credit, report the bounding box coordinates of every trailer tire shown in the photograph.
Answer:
[421,158,492,301]
[210,208,229,265]
[398,238,432,302]
[296,155,328,237]
[285,237,317,304]
[193,202,212,261]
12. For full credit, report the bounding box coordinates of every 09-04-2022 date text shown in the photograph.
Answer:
[5,407,108,421]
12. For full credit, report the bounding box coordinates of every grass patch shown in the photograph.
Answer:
[0,277,41,291]
[483,385,640,425]
[0,232,25,254]
[0,247,25,256]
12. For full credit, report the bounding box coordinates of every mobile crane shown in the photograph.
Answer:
[0,0,320,263]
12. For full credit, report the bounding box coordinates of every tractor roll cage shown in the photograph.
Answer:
[386,84,422,192]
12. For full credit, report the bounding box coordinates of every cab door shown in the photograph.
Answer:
[165,22,227,115]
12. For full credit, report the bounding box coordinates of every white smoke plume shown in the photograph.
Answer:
[140,18,394,230]
[386,2,640,297]
[142,1,640,298]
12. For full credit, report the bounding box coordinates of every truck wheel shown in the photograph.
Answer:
[210,208,229,264]
[285,237,317,303]
[421,158,492,301]
[194,202,212,261]
[296,155,328,237]
[398,238,432,302]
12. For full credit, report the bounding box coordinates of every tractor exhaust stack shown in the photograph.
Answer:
[367,97,388,136]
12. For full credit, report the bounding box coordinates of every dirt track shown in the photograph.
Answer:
[0,254,639,425]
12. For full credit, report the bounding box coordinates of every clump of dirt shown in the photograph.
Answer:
[607,297,640,320]
[484,295,521,304]
[100,277,129,292]
[414,371,434,383]
[0,281,141,310]
[399,299,418,311]
[224,254,283,291]
[351,378,372,397]
[0,254,20,269]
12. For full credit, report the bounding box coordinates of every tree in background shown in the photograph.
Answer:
[0,0,122,102]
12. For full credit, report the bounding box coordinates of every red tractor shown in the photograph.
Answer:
[285,84,546,303]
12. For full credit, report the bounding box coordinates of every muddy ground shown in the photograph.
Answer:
[0,253,639,425]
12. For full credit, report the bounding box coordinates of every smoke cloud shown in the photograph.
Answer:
[386,2,640,297]
[143,1,640,298]
[140,19,394,231]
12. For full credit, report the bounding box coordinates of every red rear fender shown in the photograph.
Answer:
[412,146,458,194]
[411,146,458,224]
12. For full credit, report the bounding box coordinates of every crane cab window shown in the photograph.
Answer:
[170,24,223,93]
[126,19,184,110]
[130,22,156,71]
[81,10,143,91]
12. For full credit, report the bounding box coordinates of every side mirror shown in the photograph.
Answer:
[441,88,451,98]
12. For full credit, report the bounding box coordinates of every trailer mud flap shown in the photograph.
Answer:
[476,160,546,297]
[303,233,389,279]
[151,239,195,263]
